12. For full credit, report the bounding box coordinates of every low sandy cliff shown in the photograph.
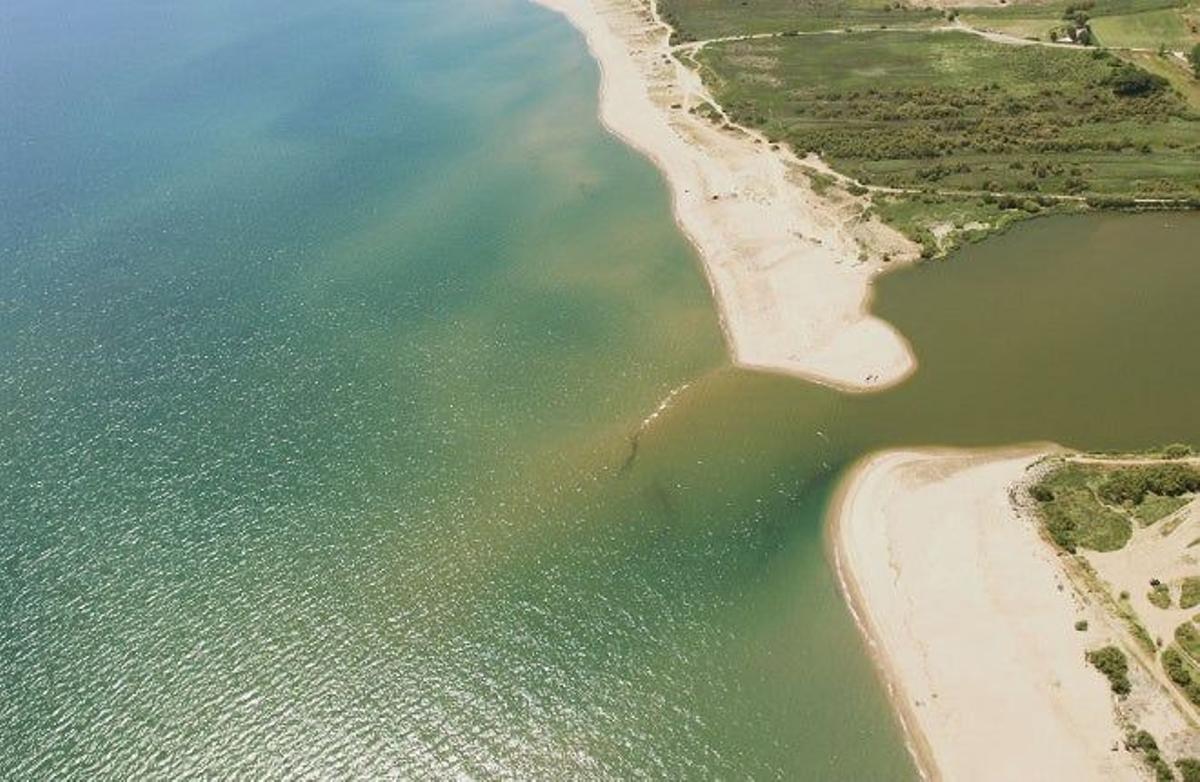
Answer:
[532,0,917,391]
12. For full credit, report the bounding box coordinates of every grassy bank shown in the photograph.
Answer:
[697,31,1199,196]
[659,0,1200,252]
[689,28,1199,250]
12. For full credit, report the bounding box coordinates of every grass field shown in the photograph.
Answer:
[661,0,1196,42]
[658,0,943,40]
[1092,8,1196,48]
[962,0,1187,23]
[665,0,1200,248]
[960,0,1198,48]
[696,31,1200,197]
[957,14,1058,38]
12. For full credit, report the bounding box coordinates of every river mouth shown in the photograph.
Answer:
[3,0,1198,777]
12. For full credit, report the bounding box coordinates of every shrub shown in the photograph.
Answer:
[1128,730,1176,781]
[1178,758,1200,782]
[1108,65,1168,97]
[1131,729,1159,754]
[1163,646,1192,687]
[1097,465,1200,505]
[1029,483,1054,502]
[1087,646,1131,695]
[1176,622,1200,658]
[1181,578,1200,610]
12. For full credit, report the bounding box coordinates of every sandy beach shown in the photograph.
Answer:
[531,0,917,392]
[830,448,1145,781]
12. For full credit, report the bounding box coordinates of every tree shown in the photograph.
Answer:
[1191,43,1200,79]
[1108,65,1168,96]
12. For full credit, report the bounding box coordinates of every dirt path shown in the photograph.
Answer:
[1066,455,1200,466]
[673,20,1167,56]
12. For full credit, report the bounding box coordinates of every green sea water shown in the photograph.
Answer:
[3,0,1199,778]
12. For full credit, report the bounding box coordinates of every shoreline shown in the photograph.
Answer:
[826,452,940,782]
[828,446,1146,781]
[531,0,919,393]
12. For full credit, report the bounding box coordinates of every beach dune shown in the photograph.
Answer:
[831,448,1143,781]
[533,0,917,391]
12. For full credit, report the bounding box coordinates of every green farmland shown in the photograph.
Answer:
[697,31,1200,196]
[659,0,942,40]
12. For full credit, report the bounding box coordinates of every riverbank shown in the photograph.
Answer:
[829,447,1146,781]
[531,0,918,392]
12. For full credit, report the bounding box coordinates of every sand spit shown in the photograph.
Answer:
[830,448,1145,781]
[532,0,918,392]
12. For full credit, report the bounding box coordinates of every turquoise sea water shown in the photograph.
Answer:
[4,0,1200,778]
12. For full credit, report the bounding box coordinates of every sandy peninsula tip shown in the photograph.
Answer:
[531,0,918,392]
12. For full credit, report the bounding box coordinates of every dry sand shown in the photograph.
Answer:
[531,0,918,392]
[1088,497,1200,647]
[831,448,1146,781]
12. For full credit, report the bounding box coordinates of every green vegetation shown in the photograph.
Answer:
[1088,645,1132,694]
[867,191,1081,257]
[1029,464,1134,551]
[1191,43,1200,76]
[693,28,1200,247]
[1129,728,1177,781]
[1127,727,1200,782]
[1134,493,1192,524]
[1097,463,1200,504]
[964,0,1186,22]
[663,0,1195,43]
[961,0,1198,50]
[1076,619,1090,630]
[662,0,1200,249]
[1084,443,1197,459]
[1175,620,1200,657]
[1162,644,1200,706]
[659,0,942,41]
[1150,582,1174,608]
[697,31,1199,196]
[1181,577,1200,609]
[1109,62,1171,94]
[1092,8,1195,49]
[1030,461,1199,550]
[1121,51,1200,111]
[1129,613,1158,652]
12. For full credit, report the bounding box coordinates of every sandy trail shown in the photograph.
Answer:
[1066,455,1200,466]
[830,447,1146,781]
[531,0,918,392]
